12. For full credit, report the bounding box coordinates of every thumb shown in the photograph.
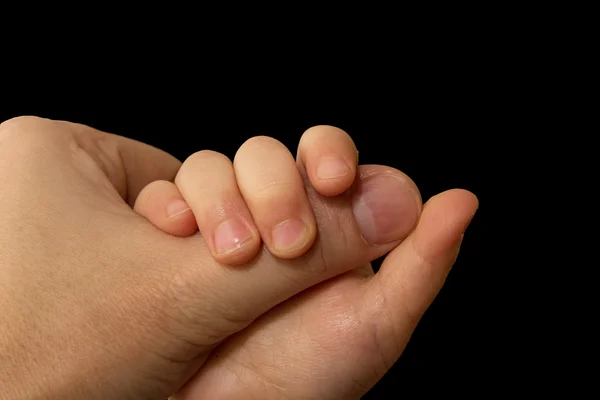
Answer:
[360,189,479,371]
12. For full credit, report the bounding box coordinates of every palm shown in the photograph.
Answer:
[179,264,406,399]
[173,188,478,399]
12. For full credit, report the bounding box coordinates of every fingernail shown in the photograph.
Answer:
[271,218,310,252]
[213,218,253,254]
[317,156,350,180]
[166,199,191,218]
[352,174,420,245]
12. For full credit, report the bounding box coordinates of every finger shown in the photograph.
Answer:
[296,125,358,197]
[175,150,261,265]
[165,164,422,345]
[133,180,198,237]
[233,136,317,259]
[360,189,478,370]
[355,262,375,278]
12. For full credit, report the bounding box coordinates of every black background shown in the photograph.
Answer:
[1,84,494,397]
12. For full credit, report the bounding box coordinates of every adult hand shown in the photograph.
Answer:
[136,126,478,399]
[0,118,477,399]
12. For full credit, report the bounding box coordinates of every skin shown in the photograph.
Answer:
[0,118,477,399]
[138,126,478,399]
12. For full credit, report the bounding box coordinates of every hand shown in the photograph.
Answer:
[136,126,478,398]
[0,118,474,399]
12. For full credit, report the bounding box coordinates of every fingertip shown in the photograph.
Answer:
[313,155,356,197]
[412,188,478,266]
[428,189,478,227]
[134,180,198,237]
[357,188,478,362]
[210,217,262,266]
[165,199,198,237]
[165,198,191,219]
[268,217,317,259]
[212,242,262,266]
[298,125,358,197]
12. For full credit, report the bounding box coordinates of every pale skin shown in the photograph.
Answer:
[0,117,478,399]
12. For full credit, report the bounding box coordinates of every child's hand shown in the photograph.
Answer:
[134,126,378,264]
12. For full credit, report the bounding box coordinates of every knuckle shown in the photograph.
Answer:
[237,135,285,157]
[183,149,230,168]
[0,116,72,149]
[241,135,275,148]
[253,180,296,200]
[303,125,346,141]
[247,181,301,221]
[0,115,41,130]
[0,117,71,172]
[0,116,48,142]
[300,125,327,142]
[178,150,234,194]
